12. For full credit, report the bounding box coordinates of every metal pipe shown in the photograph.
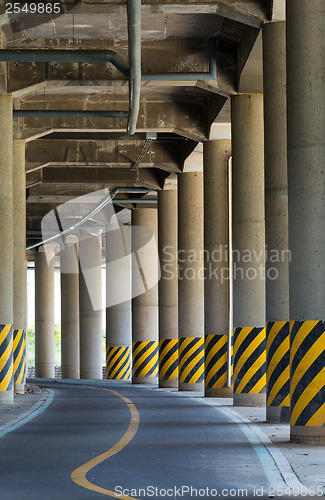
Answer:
[0,50,129,77]
[14,110,128,118]
[26,187,151,251]
[227,154,233,388]
[126,0,142,135]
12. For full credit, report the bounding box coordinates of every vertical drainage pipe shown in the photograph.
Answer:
[127,0,141,135]
[227,155,233,388]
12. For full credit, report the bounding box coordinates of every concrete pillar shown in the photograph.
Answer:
[13,140,27,394]
[35,248,55,378]
[60,236,79,379]
[203,140,232,397]
[158,185,178,388]
[178,172,204,391]
[231,93,266,407]
[79,231,103,380]
[287,0,325,444]
[0,94,14,403]
[106,223,131,380]
[132,208,159,385]
[263,21,290,423]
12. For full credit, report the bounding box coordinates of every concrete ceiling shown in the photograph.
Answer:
[0,0,279,253]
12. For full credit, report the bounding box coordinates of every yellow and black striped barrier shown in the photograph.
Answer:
[0,324,14,402]
[290,320,325,430]
[205,334,232,392]
[106,346,131,380]
[266,321,290,420]
[233,327,266,395]
[159,339,178,383]
[179,337,204,384]
[13,329,27,393]
[132,340,158,379]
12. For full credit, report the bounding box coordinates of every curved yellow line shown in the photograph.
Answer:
[71,387,141,499]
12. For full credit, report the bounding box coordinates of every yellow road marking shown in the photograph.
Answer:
[71,387,141,499]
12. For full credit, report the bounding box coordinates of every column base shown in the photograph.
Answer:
[35,365,55,378]
[159,379,178,389]
[14,383,25,395]
[205,386,233,398]
[61,369,80,380]
[266,405,290,423]
[132,376,158,385]
[179,382,204,392]
[290,425,325,444]
[0,391,14,404]
[233,392,266,407]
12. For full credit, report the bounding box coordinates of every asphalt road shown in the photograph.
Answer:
[0,380,310,499]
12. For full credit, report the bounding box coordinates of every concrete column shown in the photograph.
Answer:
[203,140,232,397]
[231,93,266,407]
[35,248,55,378]
[178,172,204,391]
[13,140,27,394]
[158,185,178,388]
[287,0,325,444]
[60,236,79,379]
[0,94,14,404]
[263,21,290,423]
[132,208,159,385]
[79,231,103,380]
[106,223,131,380]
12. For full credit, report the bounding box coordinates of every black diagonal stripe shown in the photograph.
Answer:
[271,380,290,407]
[207,364,228,389]
[161,361,178,380]
[0,333,12,357]
[179,338,201,360]
[159,339,174,354]
[133,342,155,365]
[14,355,25,381]
[205,334,220,352]
[240,362,266,394]
[113,356,131,377]
[180,343,204,369]
[234,338,266,390]
[205,342,228,374]
[267,353,290,398]
[1,353,13,380]
[5,373,13,391]
[267,323,289,365]
[234,327,264,366]
[181,355,204,383]
[109,351,130,377]
[290,322,324,377]
[133,346,158,378]
[108,348,129,374]
[13,331,24,357]
[294,384,325,426]
[291,351,325,410]
[289,320,300,346]
[159,343,178,368]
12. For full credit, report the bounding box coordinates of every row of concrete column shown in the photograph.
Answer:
[0,94,27,404]
[0,5,324,445]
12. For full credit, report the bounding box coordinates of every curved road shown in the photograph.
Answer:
[0,380,291,499]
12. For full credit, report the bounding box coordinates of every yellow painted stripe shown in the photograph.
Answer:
[189,362,204,384]
[16,358,26,384]
[0,325,12,344]
[13,341,25,372]
[13,330,23,351]
[0,340,13,370]
[71,387,141,499]
[205,352,227,387]
[290,320,319,366]
[233,327,254,354]
[137,353,158,378]
[235,350,266,394]
[132,341,151,359]
[110,350,130,379]
[267,365,290,406]
[179,350,203,383]
[267,336,290,382]
[249,373,266,394]
[266,321,287,350]
[159,356,178,380]
[233,328,265,381]
[291,331,325,396]
[280,394,290,408]
[159,339,178,360]
[205,335,227,367]
[133,342,157,371]
[306,402,325,427]
[291,366,325,425]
